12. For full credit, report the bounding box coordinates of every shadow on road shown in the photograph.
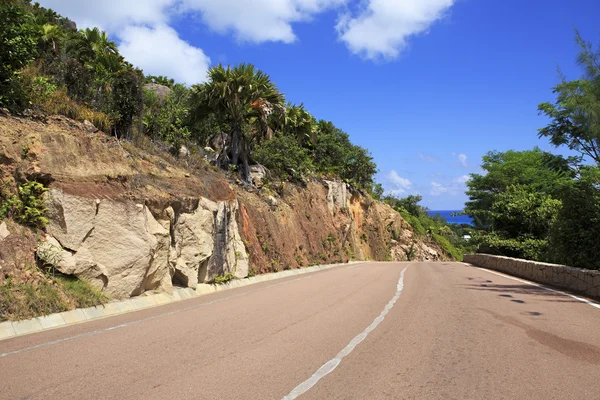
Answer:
[460,282,580,304]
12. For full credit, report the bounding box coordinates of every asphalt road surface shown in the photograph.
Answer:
[1,262,599,399]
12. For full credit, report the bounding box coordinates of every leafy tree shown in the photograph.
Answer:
[0,1,39,110]
[384,194,426,217]
[143,83,191,145]
[465,149,573,228]
[253,134,313,180]
[110,67,143,139]
[191,64,286,180]
[538,30,600,165]
[546,167,600,269]
[38,23,63,56]
[465,149,573,259]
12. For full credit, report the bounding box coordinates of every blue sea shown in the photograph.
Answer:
[428,210,473,225]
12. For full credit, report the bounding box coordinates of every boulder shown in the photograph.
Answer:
[249,165,267,188]
[83,120,98,133]
[0,222,9,241]
[179,145,190,158]
[45,190,171,297]
[143,83,172,104]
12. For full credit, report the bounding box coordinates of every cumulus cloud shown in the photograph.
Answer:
[181,0,347,43]
[336,0,455,60]
[454,175,470,184]
[38,0,211,85]
[385,170,412,195]
[458,153,468,167]
[430,182,449,196]
[119,24,210,85]
[37,0,174,30]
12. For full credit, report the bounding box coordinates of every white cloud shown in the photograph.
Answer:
[336,0,455,60]
[418,152,438,163]
[37,0,174,30]
[454,175,470,184]
[388,170,412,188]
[181,0,347,43]
[458,153,468,167]
[119,24,210,85]
[384,170,412,195]
[430,182,449,196]
[38,0,211,85]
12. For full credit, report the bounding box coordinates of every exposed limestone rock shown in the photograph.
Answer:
[83,120,98,133]
[45,190,171,297]
[170,198,217,289]
[205,200,249,282]
[249,165,267,188]
[0,222,9,241]
[326,180,348,213]
[170,199,249,287]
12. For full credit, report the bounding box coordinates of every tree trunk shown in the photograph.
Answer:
[231,129,240,167]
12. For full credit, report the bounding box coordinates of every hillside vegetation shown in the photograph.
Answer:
[465,31,600,270]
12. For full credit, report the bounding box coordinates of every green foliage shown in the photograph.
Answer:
[465,149,572,229]
[0,272,107,322]
[546,168,600,269]
[143,83,191,145]
[0,180,49,228]
[55,275,108,308]
[253,133,313,180]
[191,63,286,179]
[213,272,236,284]
[538,30,600,164]
[432,233,463,261]
[313,120,377,189]
[0,1,39,110]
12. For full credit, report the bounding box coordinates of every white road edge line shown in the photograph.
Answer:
[1,274,319,359]
[282,266,409,400]
[464,263,600,310]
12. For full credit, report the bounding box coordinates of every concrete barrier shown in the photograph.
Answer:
[464,254,600,300]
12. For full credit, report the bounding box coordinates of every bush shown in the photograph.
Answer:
[0,180,49,229]
[254,133,313,180]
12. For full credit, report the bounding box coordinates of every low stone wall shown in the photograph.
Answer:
[464,254,600,300]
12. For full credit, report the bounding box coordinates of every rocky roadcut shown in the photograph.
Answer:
[0,114,449,306]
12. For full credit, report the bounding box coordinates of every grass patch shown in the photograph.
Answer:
[0,279,68,322]
[0,274,107,322]
[55,275,108,308]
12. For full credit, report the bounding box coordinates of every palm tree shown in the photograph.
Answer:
[191,63,285,181]
[285,103,318,146]
[39,23,63,55]
[69,27,118,65]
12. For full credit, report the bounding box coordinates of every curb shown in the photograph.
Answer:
[0,261,362,341]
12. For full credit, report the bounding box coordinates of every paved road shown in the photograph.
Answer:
[1,262,599,399]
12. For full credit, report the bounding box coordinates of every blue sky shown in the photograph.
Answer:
[41,0,600,209]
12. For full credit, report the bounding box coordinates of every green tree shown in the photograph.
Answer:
[465,149,572,259]
[190,64,286,180]
[538,30,600,165]
[465,149,572,228]
[0,1,39,110]
[39,23,64,56]
[547,167,600,269]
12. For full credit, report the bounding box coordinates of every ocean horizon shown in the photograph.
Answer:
[428,210,473,225]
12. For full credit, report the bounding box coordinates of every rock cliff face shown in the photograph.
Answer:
[0,114,449,298]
